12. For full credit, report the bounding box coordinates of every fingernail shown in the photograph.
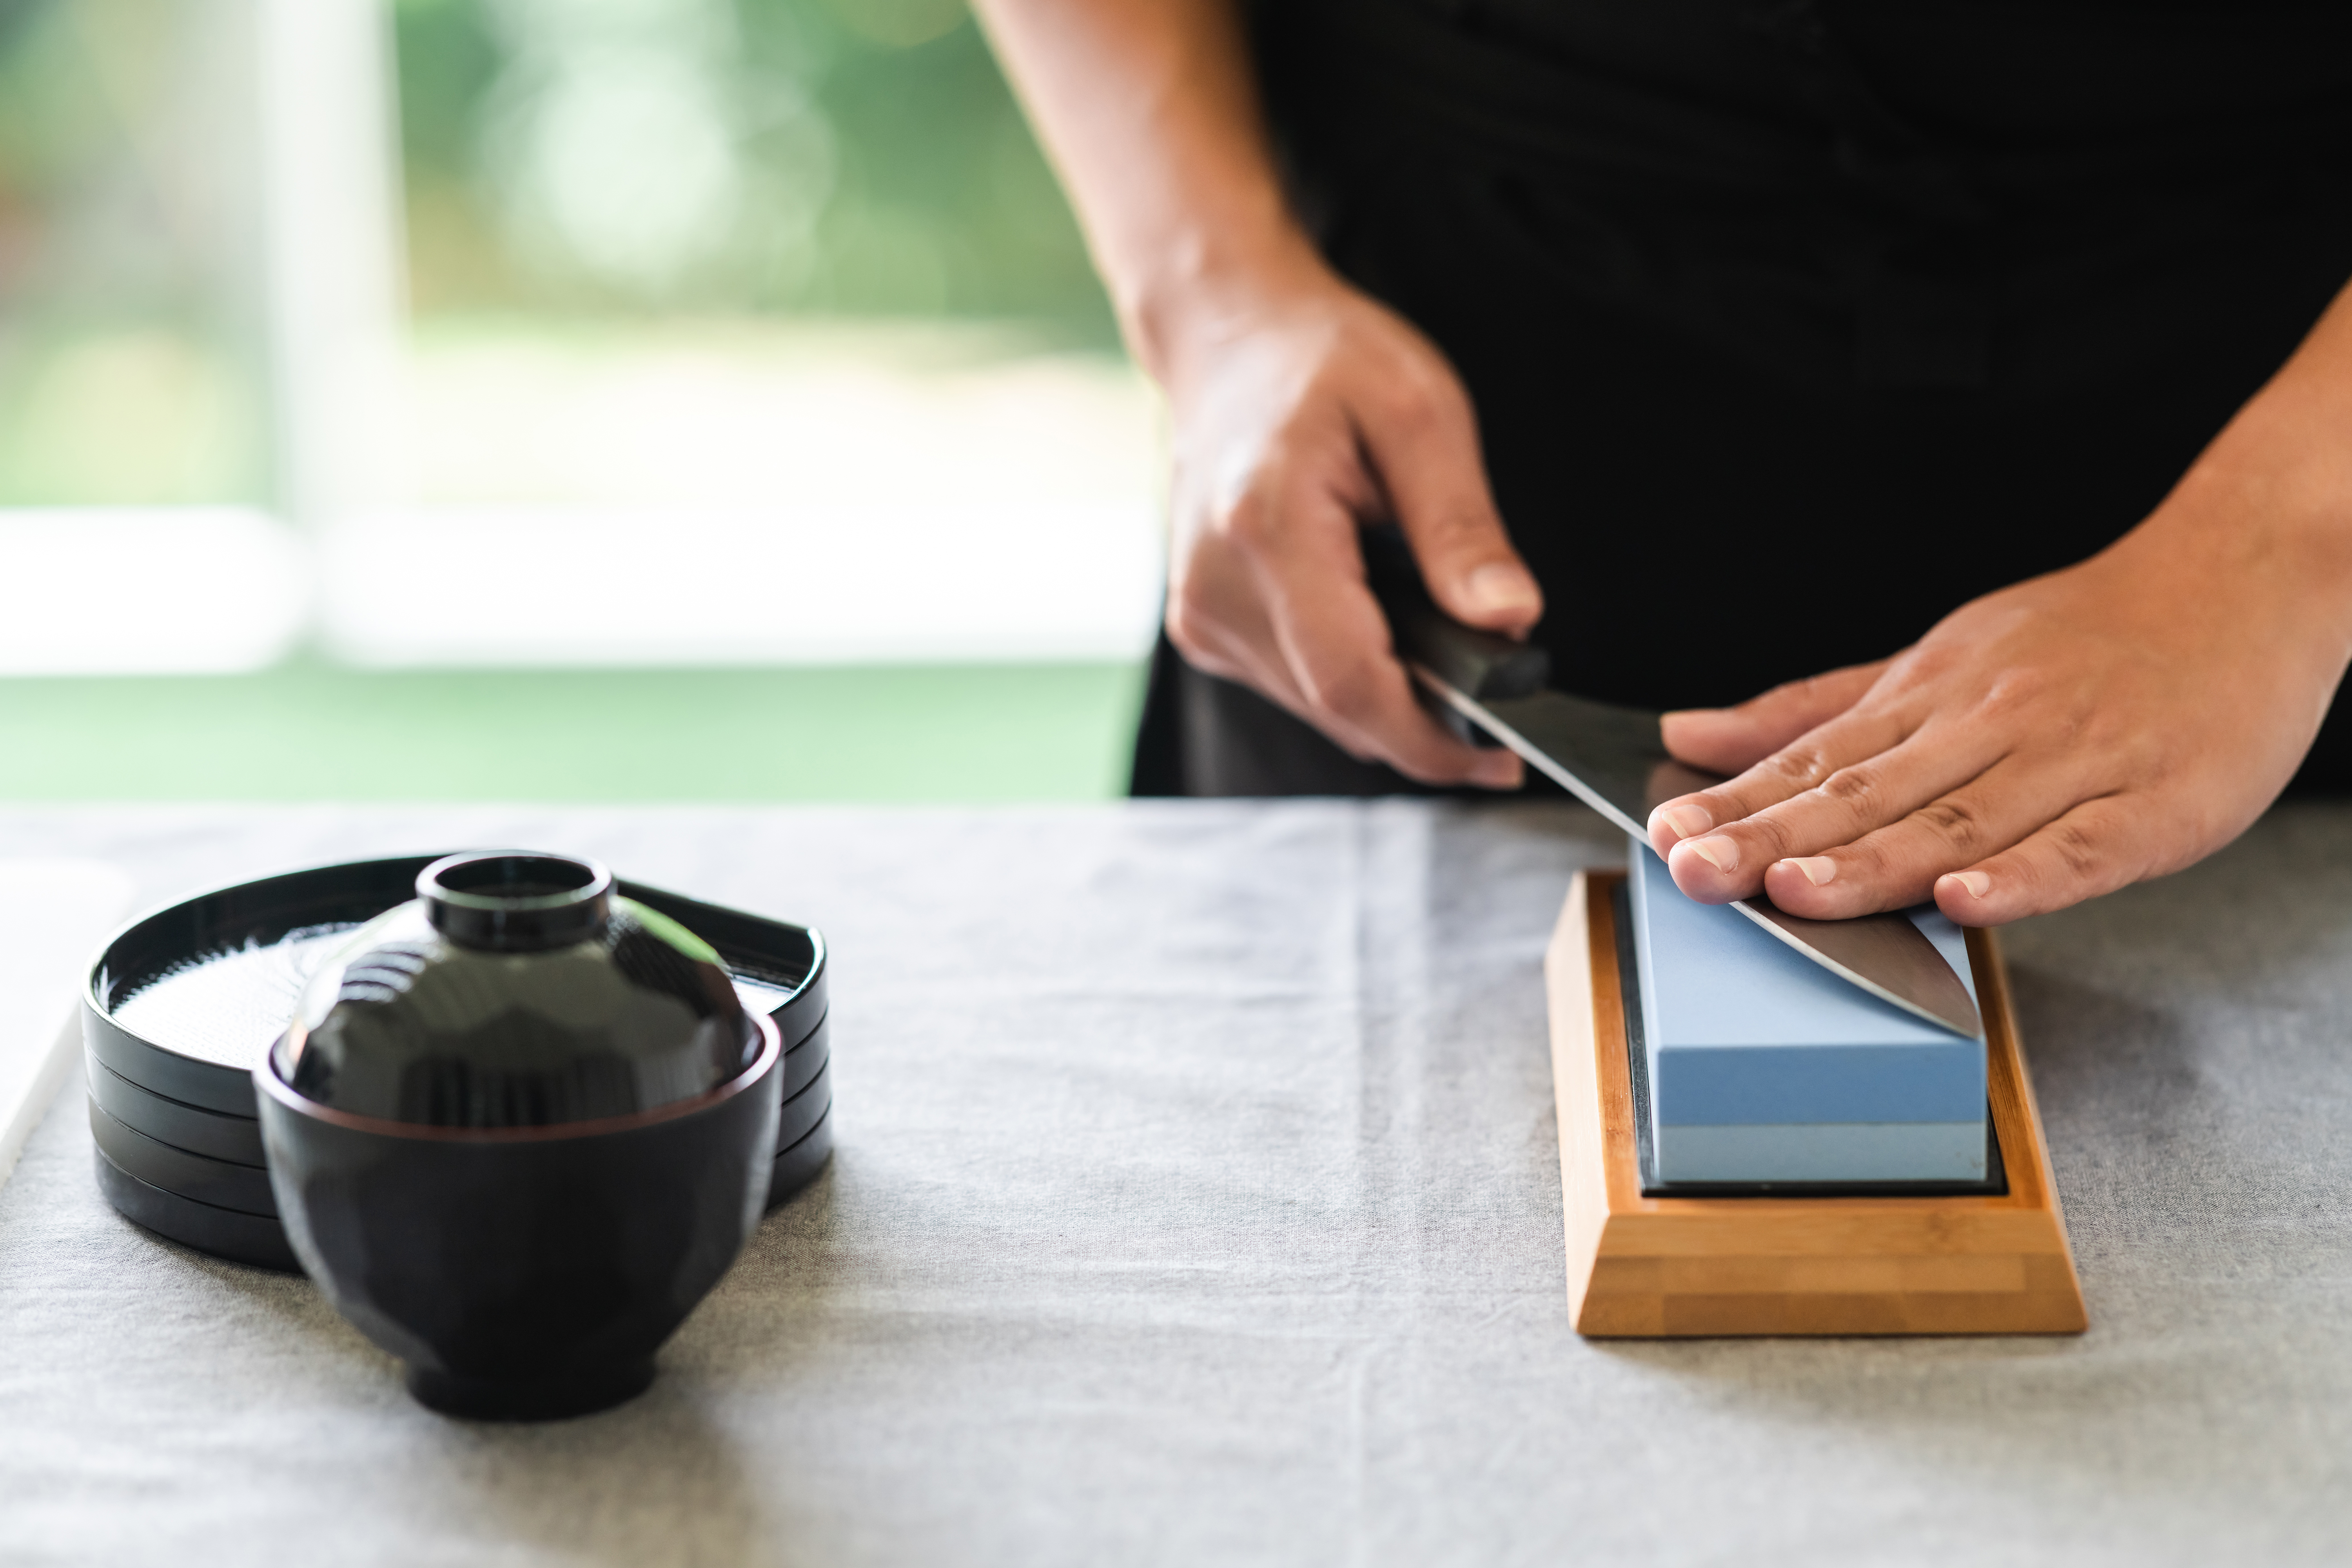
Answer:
[1785,856,1837,887]
[1941,870,1992,899]
[1655,804,1712,842]
[1462,562,1540,618]
[1684,837,1739,875]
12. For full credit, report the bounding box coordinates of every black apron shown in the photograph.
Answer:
[1132,0,2352,796]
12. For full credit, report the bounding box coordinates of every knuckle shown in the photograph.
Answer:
[1217,488,1281,555]
[1299,656,1387,725]
[2087,710,2166,781]
[1378,351,1454,411]
[1374,378,1441,438]
[1898,640,1965,685]
[1163,582,1223,660]
[2044,817,2105,882]
[1912,794,1987,856]
[1164,607,1214,666]
[1735,811,1800,862]
[1684,788,1735,822]
[1164,623,1243,686]
[1376,376,1475,456]
[1844,833,1900,880]
[1760,745,1833,791]
[1816,763,1883,813]
[1414,515,1507,573]
[1975,665,2046,716]
[1666,789,1739,839]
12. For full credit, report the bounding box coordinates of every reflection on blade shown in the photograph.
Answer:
[1455,686,1674,840]
[1738,900,1984,1039]
[1413,671,1984,1039]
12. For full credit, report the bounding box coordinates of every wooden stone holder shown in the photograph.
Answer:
[1549,870,2087,1337]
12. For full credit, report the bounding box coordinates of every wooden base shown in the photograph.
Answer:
[1549,871,2087,1337]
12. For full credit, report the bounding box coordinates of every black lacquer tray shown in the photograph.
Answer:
[83,853,833,1270]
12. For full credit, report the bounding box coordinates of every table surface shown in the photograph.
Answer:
[3,800,2350,1566]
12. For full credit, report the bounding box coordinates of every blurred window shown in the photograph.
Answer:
[0,0,267,507]
[396,0,1112,333]
[0,0,1161,673]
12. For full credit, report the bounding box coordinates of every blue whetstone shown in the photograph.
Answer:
[1626,837,1988,1183]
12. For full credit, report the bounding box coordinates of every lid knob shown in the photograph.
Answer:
[419,852,612,953]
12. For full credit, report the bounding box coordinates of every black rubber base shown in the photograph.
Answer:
[91,1147,300,1271]
[407,1356,656,1421]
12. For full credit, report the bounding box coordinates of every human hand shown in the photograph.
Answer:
[1152,247,1543,786]
[1642,473,2352,925]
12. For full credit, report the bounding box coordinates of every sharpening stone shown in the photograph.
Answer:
[1626,837,1987,1184]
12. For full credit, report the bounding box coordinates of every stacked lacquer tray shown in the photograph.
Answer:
[82,854,831,1271]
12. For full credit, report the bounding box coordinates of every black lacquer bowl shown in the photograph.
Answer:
[83,851,831,1272]
[255,853,784,1420]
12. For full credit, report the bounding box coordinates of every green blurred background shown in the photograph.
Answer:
[0,0,1151,803]
[393,0,1114,334]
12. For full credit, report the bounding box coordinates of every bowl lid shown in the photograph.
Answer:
[269,852,762,1129]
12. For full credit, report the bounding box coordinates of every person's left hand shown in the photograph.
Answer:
[1641,447,2352,927]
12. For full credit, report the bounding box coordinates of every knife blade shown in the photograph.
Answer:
[1362,527,1982,1039]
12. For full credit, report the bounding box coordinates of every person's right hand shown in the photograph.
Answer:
[1151,247,1544,786]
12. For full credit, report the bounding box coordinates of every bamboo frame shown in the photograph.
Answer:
[1550,871,2087,1336]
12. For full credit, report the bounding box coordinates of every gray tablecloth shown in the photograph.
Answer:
[3,800,2350,1566]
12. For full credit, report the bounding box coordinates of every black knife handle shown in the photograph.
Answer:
[1361,524,1550,702]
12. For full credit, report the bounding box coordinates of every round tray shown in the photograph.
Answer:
[84,853,828,1117]
[93,1111,833,1268]
[85,1049,266,1166]
[85,1016,827,1171]
[767,1106,833,1209]
[777,1059,831,1153]
[93,1073,838,1259]
[92,1147,300,1272]
[782,1011,829,1102]
[88,1098,276,1215]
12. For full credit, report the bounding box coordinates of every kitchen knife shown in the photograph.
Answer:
[1362,526,1982,1039]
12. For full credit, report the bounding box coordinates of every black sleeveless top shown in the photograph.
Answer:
[1134,0,2352,795]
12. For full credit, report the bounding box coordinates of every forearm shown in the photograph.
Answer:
[970,0,1324,382]
[2121,275,2352,667]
